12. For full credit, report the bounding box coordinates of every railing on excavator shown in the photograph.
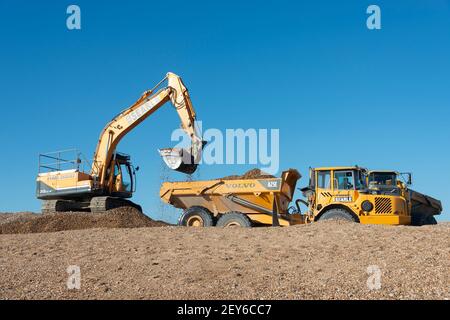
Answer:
[38,149,99,175]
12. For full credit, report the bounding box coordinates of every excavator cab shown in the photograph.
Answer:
[111,153,135,197]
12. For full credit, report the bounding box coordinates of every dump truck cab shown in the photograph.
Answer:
[367,170,412,196]
[368,170,398,190]
[302,167,411,225]
[368,170,442,225]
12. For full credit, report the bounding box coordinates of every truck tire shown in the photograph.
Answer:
[319,208,357,222]
[179,206,214,227]
[411,213,437,226]
[424,215,438,225]
[216,212,252,227]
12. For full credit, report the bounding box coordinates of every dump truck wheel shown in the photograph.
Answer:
[216,212,252,227]
[412,213,437,226]
[179,206,214,227]
[319,208,357,222]
[425,216,438,225]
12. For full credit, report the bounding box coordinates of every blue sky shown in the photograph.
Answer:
[0,0,449,223]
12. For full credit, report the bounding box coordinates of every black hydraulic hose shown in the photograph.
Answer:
[295,199,309,214]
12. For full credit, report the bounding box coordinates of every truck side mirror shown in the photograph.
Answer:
[400,172,412,185]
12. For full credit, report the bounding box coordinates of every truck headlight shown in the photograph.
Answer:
[362,200,374,212]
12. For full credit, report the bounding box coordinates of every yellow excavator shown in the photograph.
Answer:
[36,72,204,213]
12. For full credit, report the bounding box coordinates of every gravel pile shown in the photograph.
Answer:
[0,212,35,225]
[0,207,166,234]
[0,220,448,300]
[220,168,276,180]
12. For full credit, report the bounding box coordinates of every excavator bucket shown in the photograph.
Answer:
[159,148,198,174]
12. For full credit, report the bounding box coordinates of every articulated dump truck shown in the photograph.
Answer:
[160,167,442,227]
[160,169,303,227]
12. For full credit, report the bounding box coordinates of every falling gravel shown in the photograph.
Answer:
[0,220,448,300]
[220,168,276,180]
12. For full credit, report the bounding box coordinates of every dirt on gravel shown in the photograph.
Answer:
[0,220,448,300]
[0,207,166,234]
[220,168,276,180]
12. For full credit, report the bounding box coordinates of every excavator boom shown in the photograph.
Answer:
[91,72,203,186]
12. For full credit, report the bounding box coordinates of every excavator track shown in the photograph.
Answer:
[41,200,69,214]
[41,199,90,213]
[42,198,142,214]
[89,196,142,213]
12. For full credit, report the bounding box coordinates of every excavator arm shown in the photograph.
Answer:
[91,72,203,187]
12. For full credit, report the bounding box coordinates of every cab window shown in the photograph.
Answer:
[317,171,331,189]
[114,164,120,176]
[120,164,132,192]
[355,170,366,190]
[334,171,355,190]
[369,173,397,186]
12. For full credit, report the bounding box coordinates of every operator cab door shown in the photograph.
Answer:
[315,170,333,209]
[112,161,134,198]
[333,170,356,203]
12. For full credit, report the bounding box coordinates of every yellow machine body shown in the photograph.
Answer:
[37,169,93,198]
[36,72,204,213]
[161,166,435,227]
[160,169,303,226]
[305,167,411,225]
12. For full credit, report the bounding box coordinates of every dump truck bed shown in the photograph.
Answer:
[160,169,302,226]
[409,189,442,216]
